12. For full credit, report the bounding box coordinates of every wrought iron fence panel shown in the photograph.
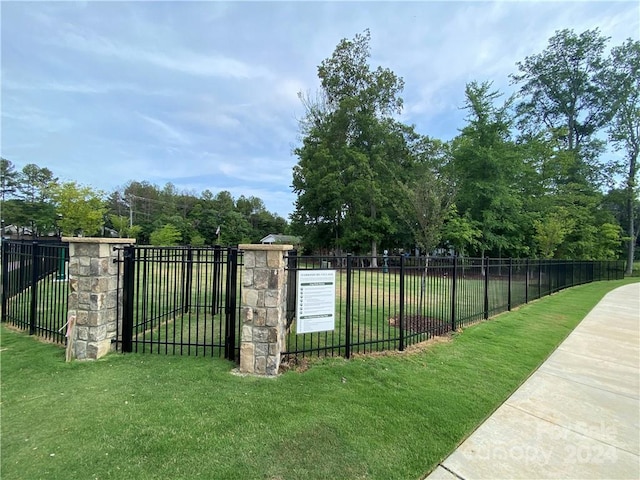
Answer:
[1,240,69,344]
[283,255,625,363]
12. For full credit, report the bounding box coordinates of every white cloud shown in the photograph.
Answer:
[2,0,638,219]
[53,22,269,80]
[218,157,292,185]
[1,107,74,133]
[137,113,192,146]
[2,78,178,96]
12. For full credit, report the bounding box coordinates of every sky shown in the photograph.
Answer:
[1,1,638,219]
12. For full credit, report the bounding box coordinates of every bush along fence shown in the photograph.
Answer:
[281,253,626,365]
[0,238,626,374]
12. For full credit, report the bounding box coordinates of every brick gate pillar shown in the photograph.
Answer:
[238,244,293,375]
[63,237,136,360]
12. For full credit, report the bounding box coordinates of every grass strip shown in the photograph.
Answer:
[1,278,637,480]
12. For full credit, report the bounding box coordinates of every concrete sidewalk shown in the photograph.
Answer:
[426,282,640,480]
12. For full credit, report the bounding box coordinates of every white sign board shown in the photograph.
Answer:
[296,270,336,334]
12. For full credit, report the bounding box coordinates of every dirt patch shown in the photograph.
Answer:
[279,328,459,372]
[350,333,454,359]
[279,315,463,373]
[388,314,452,336]
[279,355,326,373]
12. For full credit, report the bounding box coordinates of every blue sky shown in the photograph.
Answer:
[1,1,638,218]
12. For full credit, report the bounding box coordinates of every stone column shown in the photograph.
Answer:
[63,237,136,360]
[238,244,293,375]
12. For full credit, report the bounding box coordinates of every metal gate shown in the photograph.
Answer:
[117,245,242,361]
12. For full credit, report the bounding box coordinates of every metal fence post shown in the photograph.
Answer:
[399,254,405,351]
[620,260,625,279]
[18,244,26,296]
[483,257,490,320]
[57,245,66,280]
[211,245,222,315]
[29,242,40,335]
[345,253,352,359]
[507,258,512,311]
[182,246,193,314]
[451,255,457,331]
[285,249,298,328]
[571,260,575,287]
[525,258,529,304]
[121,246,135,353]
[224,247,238,362]
[1,241,8,322]
[538,261,542,299]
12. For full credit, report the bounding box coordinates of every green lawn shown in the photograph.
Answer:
[2,278,637,480]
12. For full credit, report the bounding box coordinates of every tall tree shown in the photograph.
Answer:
[0,158,19,201]
[293,30,406,263]
[606,38,640,273]
[14,164,58,236]
[393,133,455,254]
[18,164,57,203]
[0,158,19,231]
[236,195,287,240]
[511,28,612,187]
[452,81,529,257]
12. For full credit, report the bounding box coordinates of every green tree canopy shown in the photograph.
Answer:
[606,38,640,272]
[511,28,611,187]
[293,30,410,261]
[451,81,529,257]
[52,182,107,236]
[149,224,182,246]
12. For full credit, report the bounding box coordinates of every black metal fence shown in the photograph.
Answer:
[283,254,625,361]
[1,240,69,344]
[116,245,243,361]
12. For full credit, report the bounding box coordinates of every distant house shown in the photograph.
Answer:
[260,234,302,246]
[1,224,34,239]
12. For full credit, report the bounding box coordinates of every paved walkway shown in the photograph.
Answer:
[426,282,640,480]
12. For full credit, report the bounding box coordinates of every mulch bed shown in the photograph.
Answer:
[388,315,452,336]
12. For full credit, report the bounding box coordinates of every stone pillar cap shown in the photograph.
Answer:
[62,237,136,244]
[238,244,292,251]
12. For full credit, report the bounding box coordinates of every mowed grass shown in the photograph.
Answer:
[2,278,637,480]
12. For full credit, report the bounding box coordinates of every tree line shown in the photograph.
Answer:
[0,161,288,246]
[291,29,639,273]
[1,28,637,272]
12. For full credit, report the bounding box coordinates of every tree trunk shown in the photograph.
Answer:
[627,196,635,275]
[625,150,638,276]
[371,240,378,268]
[419,255,430,316]
[370,202,378,268]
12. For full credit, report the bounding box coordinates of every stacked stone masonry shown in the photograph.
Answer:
[64,237,135,360]
[239,244,292,375]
